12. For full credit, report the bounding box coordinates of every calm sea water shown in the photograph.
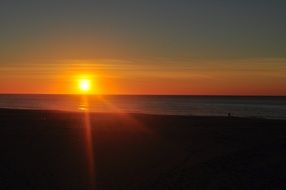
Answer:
[0,95,285,119]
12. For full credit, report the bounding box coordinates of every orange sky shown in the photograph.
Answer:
[1,58,285,95]
[1,1,286,95]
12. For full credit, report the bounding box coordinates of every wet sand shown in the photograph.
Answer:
[0,108,286,190]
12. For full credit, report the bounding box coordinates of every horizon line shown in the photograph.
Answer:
[0,93,285,97]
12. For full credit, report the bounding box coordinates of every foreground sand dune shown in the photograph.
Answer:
[0,108,285,190]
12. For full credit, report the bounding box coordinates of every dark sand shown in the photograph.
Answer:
[0,108,286,190]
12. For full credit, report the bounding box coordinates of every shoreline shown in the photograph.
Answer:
[1,107,285,121]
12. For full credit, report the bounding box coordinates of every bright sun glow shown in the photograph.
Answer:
[79,79,91,92]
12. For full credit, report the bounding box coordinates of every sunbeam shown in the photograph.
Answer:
[81,95,95,190]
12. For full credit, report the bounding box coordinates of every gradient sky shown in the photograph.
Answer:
[1,0,286,95]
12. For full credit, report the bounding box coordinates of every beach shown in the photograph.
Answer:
[0,108,286,190]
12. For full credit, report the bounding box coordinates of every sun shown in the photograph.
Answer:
[75,74,100,94]
[79,79,91,92]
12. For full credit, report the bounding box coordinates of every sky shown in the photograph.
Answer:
[0,0,286,95]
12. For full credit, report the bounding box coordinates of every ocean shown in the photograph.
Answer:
[0,95,285,119]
